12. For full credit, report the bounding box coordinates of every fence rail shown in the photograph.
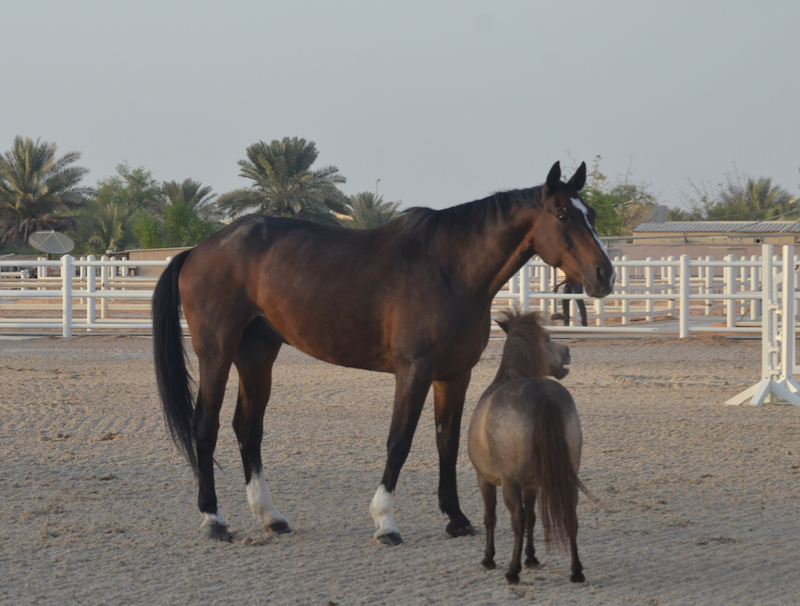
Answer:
[1,249,796,338]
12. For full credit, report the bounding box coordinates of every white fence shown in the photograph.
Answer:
[0,249,797,338]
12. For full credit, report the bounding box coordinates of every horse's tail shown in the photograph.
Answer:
[531,399,592,550]
[152,249,198,476]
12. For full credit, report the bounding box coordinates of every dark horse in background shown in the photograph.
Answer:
[152,161,614,545]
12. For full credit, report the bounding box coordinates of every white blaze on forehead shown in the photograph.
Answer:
[571,197,609,253]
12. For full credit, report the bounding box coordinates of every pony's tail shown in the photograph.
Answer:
[531,400,593,550]
[152,249,198,476]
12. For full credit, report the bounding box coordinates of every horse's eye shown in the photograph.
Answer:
[557,212,568,222]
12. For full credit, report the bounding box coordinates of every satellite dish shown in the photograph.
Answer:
[28,230,75,255]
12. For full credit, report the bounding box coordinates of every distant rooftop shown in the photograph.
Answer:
[634,220,800,234]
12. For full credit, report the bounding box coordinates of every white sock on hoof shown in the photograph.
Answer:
[201,510,226,528]
[370,484,400,538]
[246,469,287,527]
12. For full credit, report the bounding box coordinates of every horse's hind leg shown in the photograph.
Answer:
[566,484,584,583]
[501,482,525,585]
[523,488,539,568]
[432,372,475,537]
[477,474,497,570]
[233,322,289,534]
[194,354,235,541]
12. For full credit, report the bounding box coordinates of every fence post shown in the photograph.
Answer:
[620,256,630,325]
[645,257,654,321]
[679,255,690,338]
[519,264,530,312]
[666,256,676,316]
[724,254,736,328]
[704,256,714,315]
[62,255,73,338]
[101,255,109,319]
[87,255,96,330]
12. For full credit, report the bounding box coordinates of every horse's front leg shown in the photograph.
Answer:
[433,372,476,537]
[370,361,432,546]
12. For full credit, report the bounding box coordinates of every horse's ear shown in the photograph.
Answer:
[545,161,561,192]
[567,161,587,191]
[495,319,510,334]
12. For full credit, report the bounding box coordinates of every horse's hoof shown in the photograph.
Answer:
[481,558,496,570]
[505,572,520,585]
[375,532,404,546]
[446,521,477,538]
[525,556,540,568]
[570,571,585,583]
[265,520,291,535]
[201,522,230,542]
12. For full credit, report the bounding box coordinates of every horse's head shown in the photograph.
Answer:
[532,162,615,298]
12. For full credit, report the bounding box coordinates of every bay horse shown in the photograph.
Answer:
[468,310,590,584]
[152,161,613,545]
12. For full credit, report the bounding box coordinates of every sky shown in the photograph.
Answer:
[3,0,799,213]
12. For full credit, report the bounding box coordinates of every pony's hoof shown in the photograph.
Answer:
[201,522,230,542]
[524,556,540,568]
[570,571,585,583]
[375,532,404,546]
[446,521,477,538]
[481,558,496,570]
[505,572,520,585]
[264,520,291,534]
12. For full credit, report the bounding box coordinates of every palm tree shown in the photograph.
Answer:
[703,176,796,221]
[338,192,401,229]
[79,199,139,254]
[0,136,92,243]
[216,137,348,223]
[162,178,222,221]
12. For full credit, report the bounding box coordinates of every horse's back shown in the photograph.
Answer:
[470,378,582,485]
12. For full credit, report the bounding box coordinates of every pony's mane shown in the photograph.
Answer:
[395,187,543,245]
[495,309,552,382]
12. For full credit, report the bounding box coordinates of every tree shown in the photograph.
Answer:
[0,136,92,243]
[338,192,401,229]
[78,198,140,254]
[96,163,165,215]
[162,200,215,246]
[216,137,348,223]
[162,178,222,222]
[573,155,658,237]
[679,170,798,221]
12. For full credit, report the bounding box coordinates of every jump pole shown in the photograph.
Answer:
[727,244,800,406]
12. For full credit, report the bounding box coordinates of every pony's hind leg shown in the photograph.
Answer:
[523,487,539,568]
[501,482,525,585]
[477,474,497,570]
[566,485,584,583]
[233,323,289,534]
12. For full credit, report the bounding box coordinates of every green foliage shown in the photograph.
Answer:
[132,214,164,249]
[75,198,139,254]
[679,171,798,221]
[339,192,400,229]
[217,137,348,223]
[162,178,222,223]
[0,136,92,244]
[162,200,215,247]
[574,155,658,237]
[95,163,165,215]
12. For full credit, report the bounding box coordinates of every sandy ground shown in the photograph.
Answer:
[1,334,799,606]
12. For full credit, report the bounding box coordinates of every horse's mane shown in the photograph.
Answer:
[394,187,543,245]
[494,309,552,382]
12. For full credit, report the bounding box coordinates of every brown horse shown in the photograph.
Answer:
[152,161,613,545]
[468,310,590,584]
